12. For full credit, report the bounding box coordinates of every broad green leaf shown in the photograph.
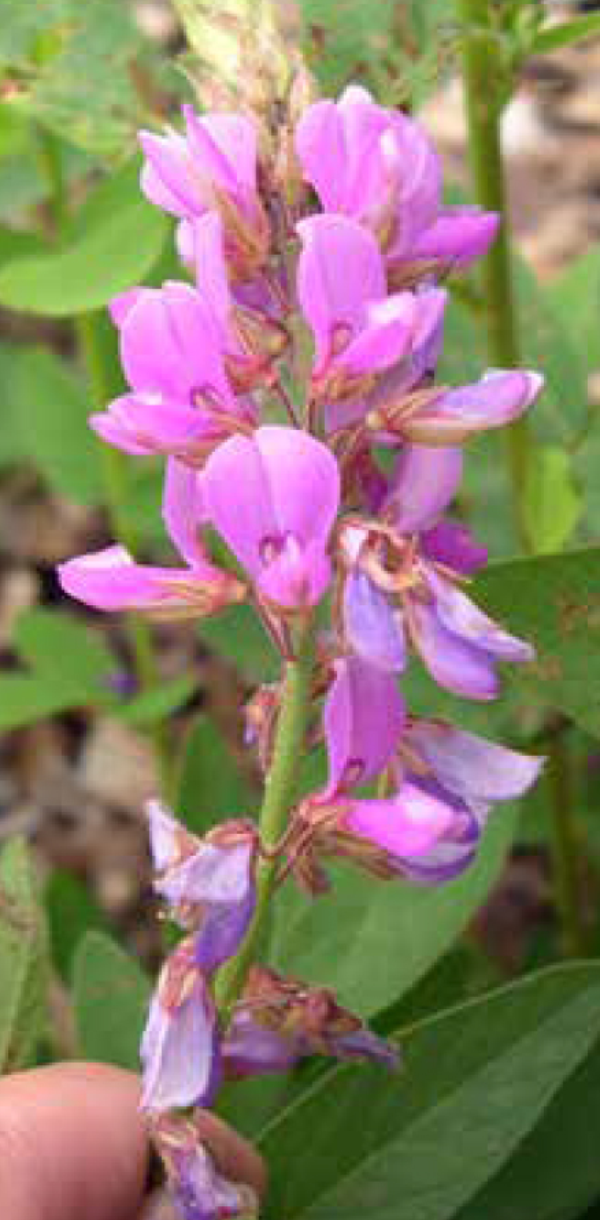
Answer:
[0,839,49,1071]
[260,964,600,1220]
[523,445,583,554]
[270,802,517,1016]
[73,930,151,1070]
[474,549,600,739]
[117,675,195,728]
[177,716,257,834]
[0,675,88,731]
[45,869,109,981]
[456,1035,600,1220]
[14,608,119,707]
[199,604,280,683]
[531,14,600,56]
[3,346,102,503]
[0,167,167,315]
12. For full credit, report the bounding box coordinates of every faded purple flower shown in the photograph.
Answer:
[58,460,244,620]
[140,105,269,278]
[147,801,257,972]
[152,1114,258,1220]
[223,965,398,1078]
[140,939,220,1113]
[202,425,340,609]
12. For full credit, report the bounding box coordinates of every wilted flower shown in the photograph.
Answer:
[152,1113,259,1220]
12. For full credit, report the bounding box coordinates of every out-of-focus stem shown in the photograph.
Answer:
[216,622,315,1013]
[546,727,587,958]
[457,0,532,549]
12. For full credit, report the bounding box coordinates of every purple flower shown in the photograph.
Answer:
[223,966,398,1077]
[339,446,534,698]
[323,655,405,797]
[152,1115,258,1220]
[367,369,544,446]
[58,460,244,620]
[384,720,544,883]
[140,939,220,1113]
[147,802,257,973]
[140,105,269,278]
[202,425,340,610]
[296,214,446,428]
[91,278,257,463]
[295,85,498,279]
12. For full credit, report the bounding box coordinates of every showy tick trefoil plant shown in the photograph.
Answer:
[59,82,544,1218]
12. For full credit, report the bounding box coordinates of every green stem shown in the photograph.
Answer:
[546,728,587,958]
[75,314,171,790]
[216,622,315,1013]
[33,126,68,236]
[457,0,532,549]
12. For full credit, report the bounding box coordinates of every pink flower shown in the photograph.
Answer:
[58,460,244,620]
[202,425,340,610]
[296,214,446,430]
[295,85,498,281]
[92,274,257,463]
[140,105,269,278]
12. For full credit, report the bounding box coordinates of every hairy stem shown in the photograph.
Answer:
[216,622,315,1012]
[457,0,533,549]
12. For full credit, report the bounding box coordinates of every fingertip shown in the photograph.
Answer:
[0,1062,149,1220]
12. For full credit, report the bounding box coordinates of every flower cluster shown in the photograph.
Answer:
[59,83,543,1219]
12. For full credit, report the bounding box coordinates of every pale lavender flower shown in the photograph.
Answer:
[58,460,244,619]
[147,801,257,973]
[140,939,220,1113]
[92,278,257,462]
[295,84,498,279]
[140,105,269,278]
[367,368,544,446]
[339,446,534,698]
[202,425,340,609]
[152,1114,258,1220]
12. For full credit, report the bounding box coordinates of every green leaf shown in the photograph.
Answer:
[45,869,109,981]
[177,716,257,835]
[523,445,583,554]
[531,14,600,56]
[270,802,517,1016]
[3,346,103,503]
[297,0,396,92]
[0,163,167,316]
[199,603,280,683]
[73,930,151,1070]
[456,1034,600,1220]
[260,964,600,1220]
[0,839,49,1071]
[474,549,600,739]
[0,0,177,158]
[0,675,88,731]
[14,607,119,707]
[117,675,195,728]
